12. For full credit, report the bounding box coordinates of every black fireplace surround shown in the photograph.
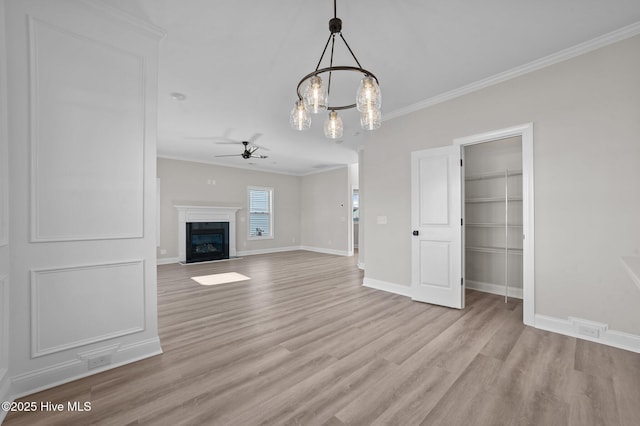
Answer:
[186,222,229,263]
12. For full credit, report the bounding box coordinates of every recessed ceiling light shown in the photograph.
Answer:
[170,92,186,101]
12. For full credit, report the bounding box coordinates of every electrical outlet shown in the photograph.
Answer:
[160,249,167,255]
[571,317,607,340]
[88,354,111,369]
[577,325,600,338]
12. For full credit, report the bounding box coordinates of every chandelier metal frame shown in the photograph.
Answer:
[294,0,380,112]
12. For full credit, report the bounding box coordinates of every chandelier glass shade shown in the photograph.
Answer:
[324,110,344,139]
[360,107,381,131]
[290,0,381,139]
[303,76,328,114]
[290,99,311,131]
[356,76,382,112]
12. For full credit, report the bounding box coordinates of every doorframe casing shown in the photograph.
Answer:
[454,123,534,326]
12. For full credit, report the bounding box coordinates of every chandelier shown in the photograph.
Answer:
[290,0,382,139]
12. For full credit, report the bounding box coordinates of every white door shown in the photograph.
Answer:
[411,145,464,308]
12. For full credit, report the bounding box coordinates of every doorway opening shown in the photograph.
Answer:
[455,123,534,325]
[462,137,523,301]
[352,187,359,251]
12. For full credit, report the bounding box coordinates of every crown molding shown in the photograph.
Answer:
[384,21,640,121]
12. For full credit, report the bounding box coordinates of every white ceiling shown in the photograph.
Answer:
[105,0,640,175]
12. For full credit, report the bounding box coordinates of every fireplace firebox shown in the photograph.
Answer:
[186,222,229,263]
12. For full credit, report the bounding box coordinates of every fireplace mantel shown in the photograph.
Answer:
[175,205,241,262]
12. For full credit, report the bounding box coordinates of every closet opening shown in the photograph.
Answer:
[463,137,523,302]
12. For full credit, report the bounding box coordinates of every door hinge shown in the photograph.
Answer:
[460,158,463,167]
[461,218,463,226]
[461,277,464,286]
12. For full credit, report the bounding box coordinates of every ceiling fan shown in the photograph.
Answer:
[215,141,268,159]
[186,132,269,160]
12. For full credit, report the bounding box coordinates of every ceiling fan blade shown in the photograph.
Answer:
[185,136,218,140]
[214,154,241,158]
[251,154,268,159]
[248,133,262,143]
[221,128,233,139]
[253,143,270,152]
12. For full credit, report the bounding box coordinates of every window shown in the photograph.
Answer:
[248,186,273,239]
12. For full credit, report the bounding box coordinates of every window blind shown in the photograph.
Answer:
[249,188,272,237]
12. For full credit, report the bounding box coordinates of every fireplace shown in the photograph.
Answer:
[186,222,229,263]
[175,205,240,264]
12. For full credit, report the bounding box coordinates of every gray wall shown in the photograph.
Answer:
[300,166,351,255]
[157,159,355,260]
[157,158,302,259]
[363,35,640,334]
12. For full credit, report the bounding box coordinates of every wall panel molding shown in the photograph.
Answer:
[28,16,145,242]
[0,275,8,371]
[30,261,146,358]
[0,3,8,247]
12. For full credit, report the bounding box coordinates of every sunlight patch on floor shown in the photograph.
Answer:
[191,272,251,286]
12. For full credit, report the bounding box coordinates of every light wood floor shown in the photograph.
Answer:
[4,251,640,425]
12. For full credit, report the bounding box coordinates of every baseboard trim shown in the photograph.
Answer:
[466,280,523,299]
[534,314,640,354]
[160,247,353,263]
[363,278,412,298]
[11,337,163,398]
[299,246,352,257]
[0,368,11,424]
[236,246,302,257]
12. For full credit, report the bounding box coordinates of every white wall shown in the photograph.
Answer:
[300,167,352,256]
[5,0,163,397]
[357,149,365,269]
[364,35,640,337]
[0,0,10,418]
[157,158,302,259]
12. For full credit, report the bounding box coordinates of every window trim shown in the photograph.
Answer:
[247,186,274,240]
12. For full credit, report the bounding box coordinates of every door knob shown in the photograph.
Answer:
[412,230,419,236]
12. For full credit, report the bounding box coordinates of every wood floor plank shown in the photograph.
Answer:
[568,370,621,426]
[4,250,639,426]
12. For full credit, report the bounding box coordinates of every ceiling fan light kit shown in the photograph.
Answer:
[290,0,382,139]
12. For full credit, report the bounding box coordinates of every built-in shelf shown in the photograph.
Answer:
[466,246,523,255]
[466,169,522,181]
[466,196,522,203]
[463,158,524,302]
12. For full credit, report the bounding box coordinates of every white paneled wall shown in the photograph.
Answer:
[29,17,145,242]
[30,261,146,357]
[4,0,164,398]
[0,0,11,418]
